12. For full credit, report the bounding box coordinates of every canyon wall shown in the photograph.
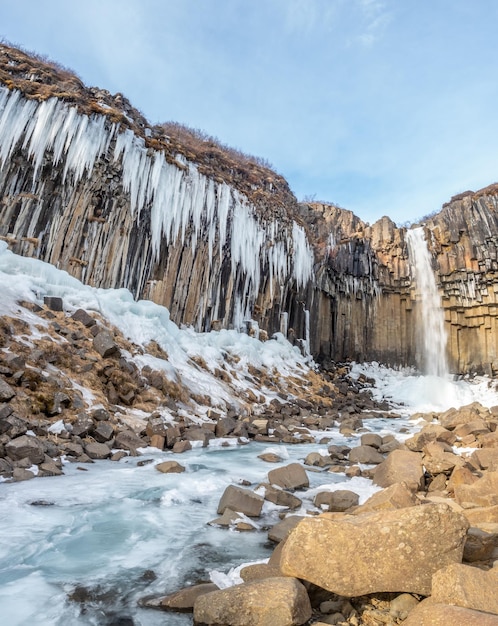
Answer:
[1,44,498,375]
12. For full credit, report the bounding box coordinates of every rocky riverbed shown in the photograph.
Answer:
[1,298,498,625]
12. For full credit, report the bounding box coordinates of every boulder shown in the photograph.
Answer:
[432,563,498,614]
[71,308,96,327]
[454,472,498,508]
[470,448,498,470]
[314,490,359,512]
[389,593,420,620]
[155,460,185,474]
[172,440,191,454]
[217,485,264,517]
[304,452,333,467]
[258,452,283,463]
[348,445,384,464]
[114,430,144,452]
[403,600,498,625]
[352,482,419,514]
[279,503,469,596]
[268,463,309,491]
[193,577,312,626]
[268,516,305,543]
[215,416,237,437]
[84,441,111,459]
[240,563,283,582]
[93,331,119,358]
[262,484,302,510]
[43,296,63,311]
[0,379,16,402]
[360,433,382,448]
[71,413,94,437]
[373,450,424,491]
[141,582,218,611]
[5,434,45,464]
[93,421,114,442]
[463,505,498,526]
[463,527,498,562]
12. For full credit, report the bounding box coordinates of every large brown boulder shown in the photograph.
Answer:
[268,463,309,490]
[279,503,468,596]
[432,563,498,614]
[217,485,264,517]
[373,450,424,491]
[352,482,419,514]
[314,490,359,512]
[348,445,384,464]
[403,600,498,625]
[193,577,311,626]
[454,472,498,508]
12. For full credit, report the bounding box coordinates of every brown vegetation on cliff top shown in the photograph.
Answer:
[0,42,297,217]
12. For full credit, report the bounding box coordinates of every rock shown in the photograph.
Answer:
[12,467,35,481]
[5,434,45,464]
[403,600,498,625]
[447,466,479,492]
[353,482,419,514]
[454,471,498,507]
[92,408,110,421]
[93,421,114,442]
[463,505,498,525]
[438,404,485,430]
[463,527,498,562]
[268,516,305,543]
[155,460,185,474]
[279,503,469,596]
[360,433,382,448]
[215,416,237,437]
[38,460,63,477]
[304,452,332,467]
[165,425,181,447]
[314,490,359,512]
[258,452,283,463]
[43,296,63,311]
[193,577,312,626]
[432,563,498,614]
[141,582,218,611]
[150,434,165,450]
[240,563,283,582]
[217,485,264,517]
[71,413,94,436]
[348,445,384,464]
[0,412,28,437]
[470,448,498,470]
[209,508,241,527]
[389,593,420,620]
[172,440,191,454]
[84,441,111,459]
[373,450,424,491]
[0,379,16,402]
[184,427,214,447]
[262,484,302,510]
[268,463,309,490]
[71,308,96,327]
[114,430,144,452]
[93,331,119,358]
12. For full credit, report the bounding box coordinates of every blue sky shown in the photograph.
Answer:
[1,0,498,225]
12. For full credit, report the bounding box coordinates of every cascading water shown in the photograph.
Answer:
[406,226,449,377]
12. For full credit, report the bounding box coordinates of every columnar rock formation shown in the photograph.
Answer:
[1,44,498,375]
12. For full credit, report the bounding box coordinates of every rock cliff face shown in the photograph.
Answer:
[1,44,498,375]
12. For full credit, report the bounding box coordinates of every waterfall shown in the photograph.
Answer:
[406,227,449,376]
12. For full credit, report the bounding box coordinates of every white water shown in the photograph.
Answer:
[406,227,449,377]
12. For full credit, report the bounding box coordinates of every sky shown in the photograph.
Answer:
[1,0,498,225]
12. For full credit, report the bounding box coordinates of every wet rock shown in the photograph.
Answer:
[262,484,302,510]
[280,503,469,596]
[5,434,45,464]
[38,459,64,477]
[268,516,305,543]
[114,429,144,452]
[172,440,191,454]
[304,452,333,467]
[258,452,283,463]
[314,489,359,512]
[12,467,35,481]
[141,582,218,611]
[217,485,264,517]
[155,460,185,474]
[84,441,111,459]
[193,577,312,626]
[348,445,384,464]
[268,463,309,491]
